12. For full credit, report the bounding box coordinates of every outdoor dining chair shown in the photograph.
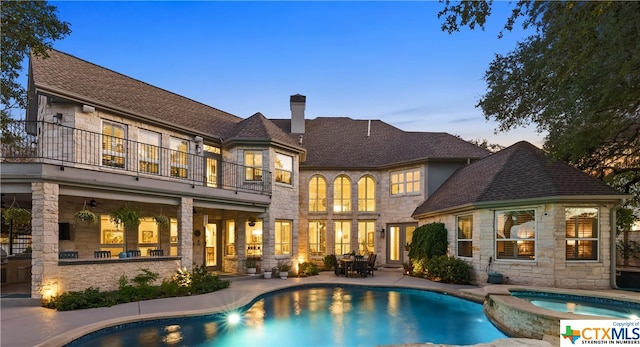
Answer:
[94,250,111,258]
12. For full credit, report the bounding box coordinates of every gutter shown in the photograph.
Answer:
[611,198,628,289]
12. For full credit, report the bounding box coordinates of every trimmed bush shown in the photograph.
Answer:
[424,255,474,284]
[300,262,319,276]
[408,223,448,263]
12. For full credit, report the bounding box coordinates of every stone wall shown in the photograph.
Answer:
[55,259,181,293]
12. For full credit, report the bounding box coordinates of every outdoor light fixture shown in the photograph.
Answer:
[53,113,63,123]
[89,199,98,208]
[380,228,385,239]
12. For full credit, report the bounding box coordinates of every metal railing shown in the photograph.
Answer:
[1,120,271,195]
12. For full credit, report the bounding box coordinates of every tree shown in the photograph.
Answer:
[1,1,70,116]
[439,1,640,228]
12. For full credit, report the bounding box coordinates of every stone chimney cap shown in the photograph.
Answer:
[290,94,306,103]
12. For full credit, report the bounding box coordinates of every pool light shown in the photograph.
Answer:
[227,312,241,325]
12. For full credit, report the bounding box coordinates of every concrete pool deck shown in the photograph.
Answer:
[2,268,611,347]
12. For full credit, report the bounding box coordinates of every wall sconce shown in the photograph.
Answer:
[89,199,98,208]
[53,113,63,123]
[380,228,385,239]
[194,136,203,154]
[193,207,197,214]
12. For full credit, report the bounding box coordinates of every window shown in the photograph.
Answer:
[496,210,536,260]
[246,220,262,256]
[357,176,376,212]
[334,220,351,255]
[275,220,292,255]
[309,221,326,256]
[275,153,293,185]
[138,217,160,256]
[100,215,124,256]
[333,175,351,212]
[390,169,420,195]
[457,215,473,258]
[170,137,189,178]
[170,218,178,256]
[309,176,327,212]
[358,220,375,255]
[102,121,126,168]
[566,208,598,261]
[138,129,160,174]
[244,150,263,181]
[225,220,235,256]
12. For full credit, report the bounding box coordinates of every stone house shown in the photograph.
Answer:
[411,141,629,289]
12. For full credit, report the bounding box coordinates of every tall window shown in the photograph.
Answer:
[390,169,420,195]
[170,137,188,178]
[275,220,292,255]
[100,215,124,256]
[333,175,351,212]
[246,220,263,256]
[357,176,376,212]
[244,150,263,181]
[138,217,159,256]
[138,129,160,174]
[357,220,375,255]
[102,121,126,168]
[334,220,351,255]
[225,220,235,256]
[309,176,327,212]
[457,215,473,258]
[309,221,326,256]
[566,208,598,261]
[275,153,293,185]
[496,210,536,260]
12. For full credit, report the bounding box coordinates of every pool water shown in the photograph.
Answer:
[511,291,640,319]
[67,286,507,346]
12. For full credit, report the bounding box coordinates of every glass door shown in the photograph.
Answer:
[203,145,221,188]
[387,223,417,266]
[205,223,218,268]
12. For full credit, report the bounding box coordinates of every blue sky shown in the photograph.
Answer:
[46,1,544,147]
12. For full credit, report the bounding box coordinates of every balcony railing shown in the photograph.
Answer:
[1,120,271,195]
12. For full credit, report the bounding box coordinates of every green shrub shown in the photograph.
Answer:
[300,262,319,276]
[424,255,474,284]
[408,223,448,263]
[189,265,230,294]
[46,287,118,311]
[323,255,334,270]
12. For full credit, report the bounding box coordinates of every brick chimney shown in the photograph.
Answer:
[290,94,306,134]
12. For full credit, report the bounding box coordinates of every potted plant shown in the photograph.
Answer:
[110,204,141,228]
[277,260,291,279]
[263,266,274,279]
[2,206,31,227]
[74,201,98,224]
[245,256,258,275]
[154,214,170,229]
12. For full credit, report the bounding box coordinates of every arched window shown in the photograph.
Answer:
[357,176,375,212]
[309,176,327,212]
[333,175,351,212]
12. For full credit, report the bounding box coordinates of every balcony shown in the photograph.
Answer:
[0,120,271,196]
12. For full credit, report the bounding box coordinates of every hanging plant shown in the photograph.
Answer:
[154,214,170,229]
[110,204,141,228]
[2,198,31,227]
[74,201,98,224]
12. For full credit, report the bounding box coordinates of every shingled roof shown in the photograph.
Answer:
[29,50,241,138]
[412,141,626,217]
[271,117,490,168]
[225,113,303,150]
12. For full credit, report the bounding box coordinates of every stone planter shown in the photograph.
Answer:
[263,271,272,279]
[247,267,257,275]
[279,271,288,279]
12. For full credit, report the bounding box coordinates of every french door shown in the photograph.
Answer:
[387,223,417,266]
[205,221,222,270]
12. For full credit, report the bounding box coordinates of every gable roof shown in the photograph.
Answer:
[29,50,240,138]
[412,141,626,217]
[271,117,490,168]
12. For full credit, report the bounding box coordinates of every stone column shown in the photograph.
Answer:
[31,182,59,299]
[178,197,193,269]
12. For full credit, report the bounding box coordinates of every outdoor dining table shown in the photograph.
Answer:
[338,257,354,276]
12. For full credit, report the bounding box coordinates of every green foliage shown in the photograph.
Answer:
[277,260,291,272]
[110,204,141,228]
[244,256,258,268]
[408,223,448,262]
[424,255,474,284]
[323,255,334,270]
[1,1,71,111]
[299,262,319,276]
[44,267,230,311]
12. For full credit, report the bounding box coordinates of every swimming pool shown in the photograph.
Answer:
[66,285,507,346]
[510,290,640,319]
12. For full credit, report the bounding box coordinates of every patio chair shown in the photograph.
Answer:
[149,249,164,256]
[367,254,377,276]
[59,251,78,259]
[352,255,367,277]
[128,250,141,257]
[331,255,346,276]
[94,250,111,258]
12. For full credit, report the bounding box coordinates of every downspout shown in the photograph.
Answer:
[611,198,627,289]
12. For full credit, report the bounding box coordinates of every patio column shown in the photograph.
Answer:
[178,197,193,270]
[31,182,59,299]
